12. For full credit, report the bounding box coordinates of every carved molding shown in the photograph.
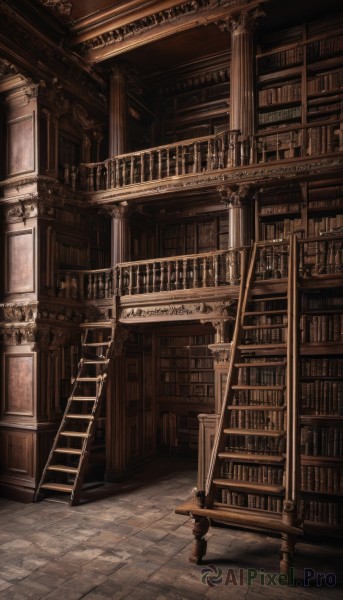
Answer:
[38,303,83,324]
[78,0,254,54]
[4,194,56,223]
[218,4,265,32]
[40,0,73,16]
[0,59,18,78]
[121,302,213,320]
[208,342,232,363]
[0,303,38,323]
[0,323,37,346]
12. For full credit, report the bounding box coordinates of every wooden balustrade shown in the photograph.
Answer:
[255,241,290,280]
[77,119,342,193]
[56,268,114,300]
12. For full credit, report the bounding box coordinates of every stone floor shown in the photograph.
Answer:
[0,457,342,600]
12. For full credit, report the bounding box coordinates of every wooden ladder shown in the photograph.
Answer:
[34,322,115,506]
[177,238,302,573]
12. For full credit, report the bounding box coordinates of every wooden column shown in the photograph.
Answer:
[229,8,263,137]
[108,203,130,266]
[227,185,252,249]
[109,65,127,157]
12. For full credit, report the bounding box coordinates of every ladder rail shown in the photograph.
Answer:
[205,246,252,499]
[285,236,294,503]
[292,235,300,506]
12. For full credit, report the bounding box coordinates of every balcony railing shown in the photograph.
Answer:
[72,120,343,193]
[55,235,342,303]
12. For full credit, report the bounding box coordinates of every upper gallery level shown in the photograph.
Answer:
[0,0,342,205]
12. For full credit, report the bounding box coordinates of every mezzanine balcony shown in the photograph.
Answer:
[62,119,343,202]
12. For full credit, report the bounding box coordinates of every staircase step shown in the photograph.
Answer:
[232,385,285,391]
[60,431,89,438]
[47,465,78,474]
[71,396,97,401]
[66,414,93,420]
[54,448,82,455]
[228,405,285,410]
[218,452,285,463]
[41,483,74,493]
[213,479,284,494]
[224,428,284,437]
[235,361,286,368]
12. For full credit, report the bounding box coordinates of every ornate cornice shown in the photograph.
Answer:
[0,58,18,78]
[40,0,73,16]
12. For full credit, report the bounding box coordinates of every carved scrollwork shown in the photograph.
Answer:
[121,303,213,319]
[40,0,73,16]
[0,303,38,323]
[4,194,55,222]
[208,342,232,363]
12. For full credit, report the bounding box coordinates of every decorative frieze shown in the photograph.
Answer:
[0,302,38,323]
[40,0,73,17]
[121,302,213,320]
[4,194,55,223]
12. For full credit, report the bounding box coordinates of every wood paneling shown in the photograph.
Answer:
[7,114,35,176]
[3,354,34,417]
[0,430,34,477]
[6,229,35,294]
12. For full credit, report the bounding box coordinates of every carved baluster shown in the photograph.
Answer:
[98,273,104,298]
[193,257,198,288]
[167,261,172,291]
[95,165,101,190]
[183,258,188,289]
[249,135,255,164]
[104,271,110,298]
[129,156,134,184]
[166,148,170,178]
[261,140,267,163]
[175,260,180,290]
[202,257,208,287]
[86,274,92,299]
[149,152,154,181]
[194,142,200,173]
[88,167,94,192]
[140,153,144,183]
[175,146,180,175]
[144,263,149,293]
[327,123,333,153]
[207,139,213,170]
[127,266,133,295]
[213,138,218,169]
[182,145,186,175]
[122,158,127,186]
[160,261,165,291]
[152,262,157,292]
[92,274,98,299]
[136,265,140,294]
[78,273,84,300]
[156,150,161,180]
[214,255,219,286]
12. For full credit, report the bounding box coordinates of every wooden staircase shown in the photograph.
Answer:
[176,239,303,573]
[34,322,114,506]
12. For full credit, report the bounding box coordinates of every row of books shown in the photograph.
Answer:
[300,465,343,494]
[56,241,90,268]
[220,490,283,513]
[228,409,285,431]
[258,106,301,125]
[260,202,301,215]
[238,367,285,386]
[260,218,303,242]
[224,436,285,455]
[307,35,343,61]
[301,381,342,415]
[258,46,303,73]
[308,214,343,236]
[308,197,343,209]
[300,358,343,378]
[232,389,284,407]
[301,426,343,457]
[159,383,214,397]
[301,294,343,311]
[159,334,213,346]
[300,500,342,524]
[308,184,343,202]
[308,70,343,95]
[259,82,302,107]
[243,328,286,344]
[300,314,343,343]
[221,463,284,485]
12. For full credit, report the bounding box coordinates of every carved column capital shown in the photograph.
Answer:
[218,184,252,206]
[105,202,130,220]
[229,5,265,33]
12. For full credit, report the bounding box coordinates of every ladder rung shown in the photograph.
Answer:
[83,359,109,364]
[228,405,285,410]
[224,428,284,437]
[249,296,287,302]
[71,396,97,401]
[80,322,112,328]
[76,377,104,382]
[218,452,285,463]
[235,362,286,368]
[54,448,82,455]
[213,479,284,494]
[245,310,287,316]
[40,483,74,493]
[66,414,93,420]
[47,465,78,474]
[83,342,111,347]
[238,344,286,351]
[243,324,287,330]
[232,385,285,390]
[60,431,89,438]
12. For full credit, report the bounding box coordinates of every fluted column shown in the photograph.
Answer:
[109,65,127,157]
[229,8,264,137]
[108,203,130,266]
[227,185,252,249]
